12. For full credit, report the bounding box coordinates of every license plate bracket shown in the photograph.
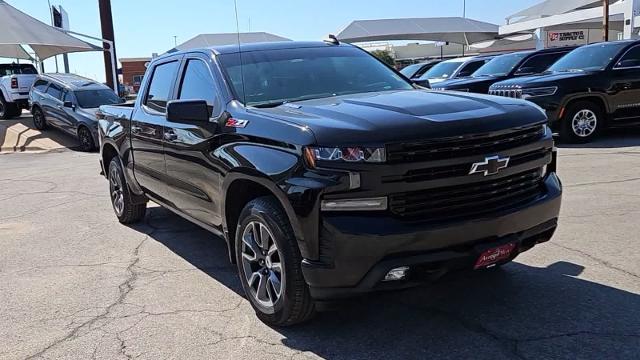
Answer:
[474,242,517,269]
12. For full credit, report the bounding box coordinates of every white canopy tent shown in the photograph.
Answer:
[336,17,501,47]
[167,32,291,53]
[0,0,101,60]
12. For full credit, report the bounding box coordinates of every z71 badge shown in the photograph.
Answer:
[225,118,249,128]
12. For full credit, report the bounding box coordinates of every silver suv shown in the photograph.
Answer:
[29,73,123,151]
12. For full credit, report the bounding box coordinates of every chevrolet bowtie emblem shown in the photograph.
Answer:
[469,156,510,176]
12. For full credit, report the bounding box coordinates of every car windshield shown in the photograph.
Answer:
[74,89,122,108]
[473,53,528,77]
[420,61,463,80]
[0,64,38,76]
[548,42,628,72]
[400,63,423,77]
[218,46,413,107]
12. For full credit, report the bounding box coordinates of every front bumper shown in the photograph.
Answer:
[302,173,562,300]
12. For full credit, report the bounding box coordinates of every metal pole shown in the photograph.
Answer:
[603,0,609,41]
[98,0,118,92]
[463,0,466,18]
[62,30,119,95]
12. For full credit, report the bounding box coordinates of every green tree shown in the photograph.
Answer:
[370,49,395,66]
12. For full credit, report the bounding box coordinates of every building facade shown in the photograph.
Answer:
[119,57,150,94]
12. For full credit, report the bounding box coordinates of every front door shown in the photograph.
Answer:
[163,56,224,227]
[130,58,181,202]
[610,45,640,123]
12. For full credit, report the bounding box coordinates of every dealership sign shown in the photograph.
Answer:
[547,30,588,47]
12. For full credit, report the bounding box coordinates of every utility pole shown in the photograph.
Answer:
[98,0,118,92]
[463,0,466,18]
[603,0,609,41]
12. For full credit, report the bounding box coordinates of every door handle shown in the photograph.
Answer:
[131,125,142,134]
[622,82,632,90]
[163,130,178,141]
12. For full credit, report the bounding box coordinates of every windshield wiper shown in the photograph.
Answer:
[250,93,336,108]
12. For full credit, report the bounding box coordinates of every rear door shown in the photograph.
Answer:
[42,83,64,127]
[130,57,181,202]
[609,45,640,123]
[58,89,77,135]
[163,55,224,227]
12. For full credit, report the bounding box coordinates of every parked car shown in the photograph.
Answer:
[431,47,577,94]
[29,73,123,151]
[0,63,38,119]
[490,40,640,143]
[98,41,561,326]
[413,55,494,87]
[399,60,441,79]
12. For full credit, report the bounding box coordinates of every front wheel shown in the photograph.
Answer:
[32,108,47,130]
[560,101,603,143]
[78,126,96,152]
[235,196,315,326]
[108,158,146,224]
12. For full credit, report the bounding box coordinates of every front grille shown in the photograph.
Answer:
[386,125,544,163]
[489,89,522,98]
[389,169,546,221]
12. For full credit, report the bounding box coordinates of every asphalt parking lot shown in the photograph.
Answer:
[1,120,640,359]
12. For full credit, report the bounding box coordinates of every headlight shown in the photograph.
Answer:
[521,87,558,99]
[304,146,386,167]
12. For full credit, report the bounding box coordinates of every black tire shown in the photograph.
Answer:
[32,107,47,130]
[0,96,17,120]
[108,158,146,224]
[235,196,315,326]
[8,106,22,118]
[78,126,96,152]
[560,101,604,143]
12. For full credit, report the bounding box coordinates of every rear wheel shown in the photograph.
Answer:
[235,196,315,326]
[560,101,603,143]
[32,107,47,130]
[0,96,18,120]
[108,158,146,224]
[78,126,95,152]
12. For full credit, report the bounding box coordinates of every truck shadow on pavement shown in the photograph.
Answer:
[135,206,640,360]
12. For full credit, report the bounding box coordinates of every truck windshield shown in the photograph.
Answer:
[218,46,413,107]
[548,42,628,72]
[420,61,463,80]
[0,64,38,76]
[473,53,528,77]
[74,89,122,109]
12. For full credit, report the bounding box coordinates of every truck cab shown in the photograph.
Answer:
[0,63,38,119]
[99,41,561,326]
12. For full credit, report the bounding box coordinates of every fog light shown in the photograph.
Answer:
[383,266,410,282]
[320,197,387,211]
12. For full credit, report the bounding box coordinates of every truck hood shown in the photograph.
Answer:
[253,90,546,145]
[492,71,592,88]
[431,76,504,91]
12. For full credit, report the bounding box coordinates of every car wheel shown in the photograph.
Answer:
[235,196,315,326]
[78,126,95,152]
[108,157,146,224]
[32,108,47,130]
[0,96,15,120]
[561,101,603,143]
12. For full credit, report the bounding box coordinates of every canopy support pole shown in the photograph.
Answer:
[61,30,119,95]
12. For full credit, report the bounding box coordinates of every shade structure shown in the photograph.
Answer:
[506,0,610,24]
[336,17,500,46]
[0,0,101,60]
[167,32,291,53]
[0,44,32,60]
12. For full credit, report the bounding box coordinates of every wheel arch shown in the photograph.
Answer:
[561,94,609,119]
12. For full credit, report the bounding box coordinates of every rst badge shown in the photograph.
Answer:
[469,155,510,176]
[225,118,249,128]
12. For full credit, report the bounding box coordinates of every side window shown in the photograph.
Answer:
[178,59,217,112]
[517,53,565,75]
[33,80,48,92]
[46,83,63,100]
[616,45,640,68]
[144,61,179,112]
[458,60,485,77]
[63,90,74,103]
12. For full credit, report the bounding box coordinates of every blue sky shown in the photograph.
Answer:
[4,0,540,82]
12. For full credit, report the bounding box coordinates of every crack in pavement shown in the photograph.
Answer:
[564,177,640,188]
[549,242,640,280]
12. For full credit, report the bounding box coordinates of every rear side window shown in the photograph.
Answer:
[33,80,48,92]
[145,61,179,112]
[615,45,640,68]
[178,59,217,109]
[458,60,486,77]
[516,53,567,75]
[46,83,63,100]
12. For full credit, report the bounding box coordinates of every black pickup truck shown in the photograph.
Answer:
[431,47,576,94]
[490,40,640,142]
[98,41,562,326]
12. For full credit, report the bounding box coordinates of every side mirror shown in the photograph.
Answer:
[617,59,640,68]
[166,100,210,123]
[63,101,75,109]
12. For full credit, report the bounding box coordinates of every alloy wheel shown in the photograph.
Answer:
[79,127,93,150]
[571,109,597,138]
[33,110,44,128]
[109,166,125,217]
[240,221,284,309]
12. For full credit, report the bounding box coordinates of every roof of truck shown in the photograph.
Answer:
[157,41,352,59]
